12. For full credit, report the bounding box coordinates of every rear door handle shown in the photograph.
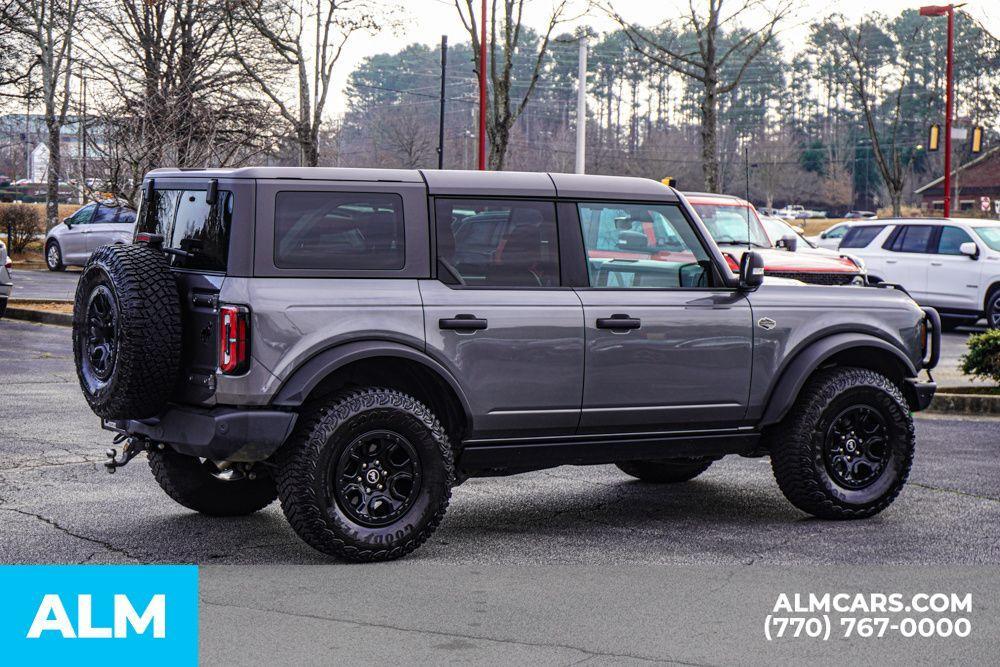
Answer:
[439,314,488,331]
[886,259,897,264]
[596,313,641,330]
[930,261,943,266]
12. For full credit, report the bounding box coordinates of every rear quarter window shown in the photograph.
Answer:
[274,191,404,270]
[840,225,885,249]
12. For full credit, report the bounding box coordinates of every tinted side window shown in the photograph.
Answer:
[891,225,934,253]
[840,225,885,248]
[116,209,136,225]
[70,203,96,225]
[274,192,404,270]
[825,225,848,239]
[578,202,712,289]
[936,226,973,254]
[435,199,559,287]
[92,205,117,224]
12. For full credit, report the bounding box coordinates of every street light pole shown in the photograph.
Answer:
[574,35,588,175]
[920,3,964,215]
[478,0,487,171]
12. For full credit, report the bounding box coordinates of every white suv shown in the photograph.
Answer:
[839,218,1000,329]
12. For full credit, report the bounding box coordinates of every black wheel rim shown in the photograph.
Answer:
[332,430,421,527]
[824,404,891,490]
[83,285,118,384]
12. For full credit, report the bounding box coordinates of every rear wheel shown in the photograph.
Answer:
[148,448,277,516]
[275,388,454,561]
[46,241,65,271]
[769,367,914,519]
[616,458,713,483]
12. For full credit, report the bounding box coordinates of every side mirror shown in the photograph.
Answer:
[64,218,72,229]
[959,241,979,259]
[776,235,798,252]
[739,251,765,289]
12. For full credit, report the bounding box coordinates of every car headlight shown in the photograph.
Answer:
[842,254,866,271]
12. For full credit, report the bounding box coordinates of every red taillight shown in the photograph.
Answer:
[219,305,250,375]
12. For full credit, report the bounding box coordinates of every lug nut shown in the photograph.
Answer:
[362,463,367,469]
[377,485,383,490]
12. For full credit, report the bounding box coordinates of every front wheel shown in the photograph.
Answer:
[987,287,1000,329]
[46,241,65,271]
[768,367,914,519]
[275,388,454,561]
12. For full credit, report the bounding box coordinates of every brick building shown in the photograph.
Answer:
[915,146,1000,217]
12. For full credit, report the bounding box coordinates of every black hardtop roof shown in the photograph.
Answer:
[147,167,679,201]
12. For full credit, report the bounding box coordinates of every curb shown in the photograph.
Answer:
[3,307,73,327]
[926,390,1000,416]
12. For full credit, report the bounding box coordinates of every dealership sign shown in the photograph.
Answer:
[0,565,197,665]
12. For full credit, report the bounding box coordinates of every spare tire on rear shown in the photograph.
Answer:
[73,243,182,420]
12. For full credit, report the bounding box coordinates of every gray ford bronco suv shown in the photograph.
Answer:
[72,168,940,561]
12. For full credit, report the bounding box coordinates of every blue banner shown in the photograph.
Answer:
[0,565,198,665]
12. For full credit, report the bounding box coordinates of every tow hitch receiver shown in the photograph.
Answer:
[100,420,162,474]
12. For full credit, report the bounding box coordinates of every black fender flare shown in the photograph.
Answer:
[270,340,474,426]
[759,332,918,427]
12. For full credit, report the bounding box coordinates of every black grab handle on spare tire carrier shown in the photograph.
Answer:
[72,243,183,421]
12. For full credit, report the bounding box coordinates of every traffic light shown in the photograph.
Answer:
[928,124,940,151]
[661,177,677,187]
[971,126,983,154]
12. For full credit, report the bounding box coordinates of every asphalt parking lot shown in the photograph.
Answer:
[2,319,998,663]
[7,266,82,301]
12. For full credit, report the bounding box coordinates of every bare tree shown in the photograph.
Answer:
[454,0,571,170]
[226,0,380,166]
[609,0,794,192]
[831,14,921,216]
[374,107,437,169]
[80,0,278,201]
[7,0,82,229]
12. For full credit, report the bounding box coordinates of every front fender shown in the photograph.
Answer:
[759,333,918,427]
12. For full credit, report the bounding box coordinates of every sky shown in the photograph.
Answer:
[325,0,1000,113]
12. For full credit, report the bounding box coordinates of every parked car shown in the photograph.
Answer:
[807,221,859,250]
[845,210,878,219]
[44,199,137,271]
[683,193,866,285]
[838,218,1000,329]
[0,239,11,318]
[69,167,939,561]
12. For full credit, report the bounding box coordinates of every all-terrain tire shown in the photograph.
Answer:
[616,458,713,483]
[275,388,454,562]
[46,240,65,271]
[148,449,278,516]
[72,243,181,420]
[987,286,1000,329]
[768,367,914,520]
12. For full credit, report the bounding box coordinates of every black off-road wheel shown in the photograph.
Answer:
[616,458,713,483]
[46,240,65,271]
[275,388,454,562]
[72,244,181,420]
[148,448,278,516]
[768,367,914,519]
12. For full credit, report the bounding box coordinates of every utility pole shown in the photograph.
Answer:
[477,0,487,171]
[920,3,963,214]
[574,35,588,175]
[437,35,447,170]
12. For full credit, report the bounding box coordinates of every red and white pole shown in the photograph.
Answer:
[920,4,962,214]
[478,0,488,171]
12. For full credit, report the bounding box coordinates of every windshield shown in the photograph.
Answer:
[761,217,817,248]
[691,203,770,248]
[974,226,1000,251]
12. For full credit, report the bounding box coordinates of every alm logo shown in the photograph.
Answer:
[27,593,166,639]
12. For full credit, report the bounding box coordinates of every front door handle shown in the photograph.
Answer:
[439,314,488,331]
[596,313,641,330]
[886,259,897,264]
[930,261,943,266]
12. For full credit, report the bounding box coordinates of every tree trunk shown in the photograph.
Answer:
[891,189,902,217]
[700,84,719,192]
[45,118,61,231]
[300,124,319,167]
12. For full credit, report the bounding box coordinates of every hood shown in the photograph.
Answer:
[720,245,860,273]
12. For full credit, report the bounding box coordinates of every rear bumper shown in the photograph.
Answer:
[904,378,937,412]
[113,405,297,462]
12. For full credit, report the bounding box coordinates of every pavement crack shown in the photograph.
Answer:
[0,507,141,561]
[200,598,710,665]
[910,482,1000,504]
